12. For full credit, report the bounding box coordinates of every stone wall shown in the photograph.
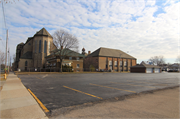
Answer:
[18,59,33,71]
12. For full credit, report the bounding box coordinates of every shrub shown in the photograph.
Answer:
[90,65,95,72]
[62,65,73,72]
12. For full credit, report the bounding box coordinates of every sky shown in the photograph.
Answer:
[0,0,179,64]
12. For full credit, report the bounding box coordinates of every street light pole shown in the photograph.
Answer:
[0,38,1,77]
[5,30,8,74]
[8,48,10,73]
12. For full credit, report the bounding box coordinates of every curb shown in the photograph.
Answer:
[15,72,130,75]
[49,85,179,117]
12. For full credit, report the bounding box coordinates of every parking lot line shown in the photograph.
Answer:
[28,89,49,113]
[111,82,156,88]
[35,76,42,80]
[89,83,136,93]
[63,85,103,99]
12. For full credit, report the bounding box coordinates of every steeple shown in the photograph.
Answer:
[82,47,85,55]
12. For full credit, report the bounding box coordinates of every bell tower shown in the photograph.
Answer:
[82,47,85,55]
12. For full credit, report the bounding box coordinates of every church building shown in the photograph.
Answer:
[14,28,56,71]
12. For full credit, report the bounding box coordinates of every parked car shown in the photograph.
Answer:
[168,69,178,72]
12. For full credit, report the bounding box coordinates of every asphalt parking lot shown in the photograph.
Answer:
[18,72,179,115]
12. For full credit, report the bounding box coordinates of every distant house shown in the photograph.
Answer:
[83,47,137,71]
[158,64,168,71]
[141,61,154,65]
[168,63,180,71]
[45,48,85,72]
[130,62,161,73]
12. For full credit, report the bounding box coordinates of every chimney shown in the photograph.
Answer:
[88,51,91,54]
[61,46,63,50]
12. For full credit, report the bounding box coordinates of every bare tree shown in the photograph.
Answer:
[53,29,79,72]
[149,55,165,66]
[0,0,19,4]
[0,50,5,65]
[175,55,180,63]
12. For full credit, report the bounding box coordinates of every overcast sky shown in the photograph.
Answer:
[0,0,179,64]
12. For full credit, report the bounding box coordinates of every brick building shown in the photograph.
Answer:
[45,48,85,72]
[14,28,56,71]
[83,47,136,71]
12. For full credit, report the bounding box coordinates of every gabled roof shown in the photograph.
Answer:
[25,37,33,44]
[34,28,52,38]
[87,47,136,59]
[46,48,85,58]
[20,51,32,59]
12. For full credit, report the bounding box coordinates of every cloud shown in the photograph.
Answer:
[0,0,179,64]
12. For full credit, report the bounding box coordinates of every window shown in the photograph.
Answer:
[109,61,112,70]
[28,43,31,45]
[109,61,112,65]
[48,41,50,53]
[25,61,28,66]
[77,57,79,61]
[39,40,41,53]
[77,64,80,68]
[124,61,127,67]
[44,41,47,53]
[114,61,117,67]
[53,63,56,66]
[69,57,72,60]
[120,61,122,66]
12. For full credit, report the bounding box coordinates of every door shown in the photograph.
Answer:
[154,68,159,73]
[146,68,152,73]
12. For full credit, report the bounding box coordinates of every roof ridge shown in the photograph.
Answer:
[34,28,52,37]
[87,47,136,59]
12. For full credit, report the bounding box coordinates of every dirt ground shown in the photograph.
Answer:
[54,87,180,118]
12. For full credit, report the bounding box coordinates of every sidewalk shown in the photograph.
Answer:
[0,72,48,119]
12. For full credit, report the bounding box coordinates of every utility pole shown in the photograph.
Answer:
[0,38,1,77]
[5,30,8,74]
[8,48,10,73]
[10,56,11,71]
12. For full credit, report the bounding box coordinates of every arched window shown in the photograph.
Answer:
[25,61,28,66]
[48,41,50,53]
[39,40,41,53]
[44,41,47,53]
